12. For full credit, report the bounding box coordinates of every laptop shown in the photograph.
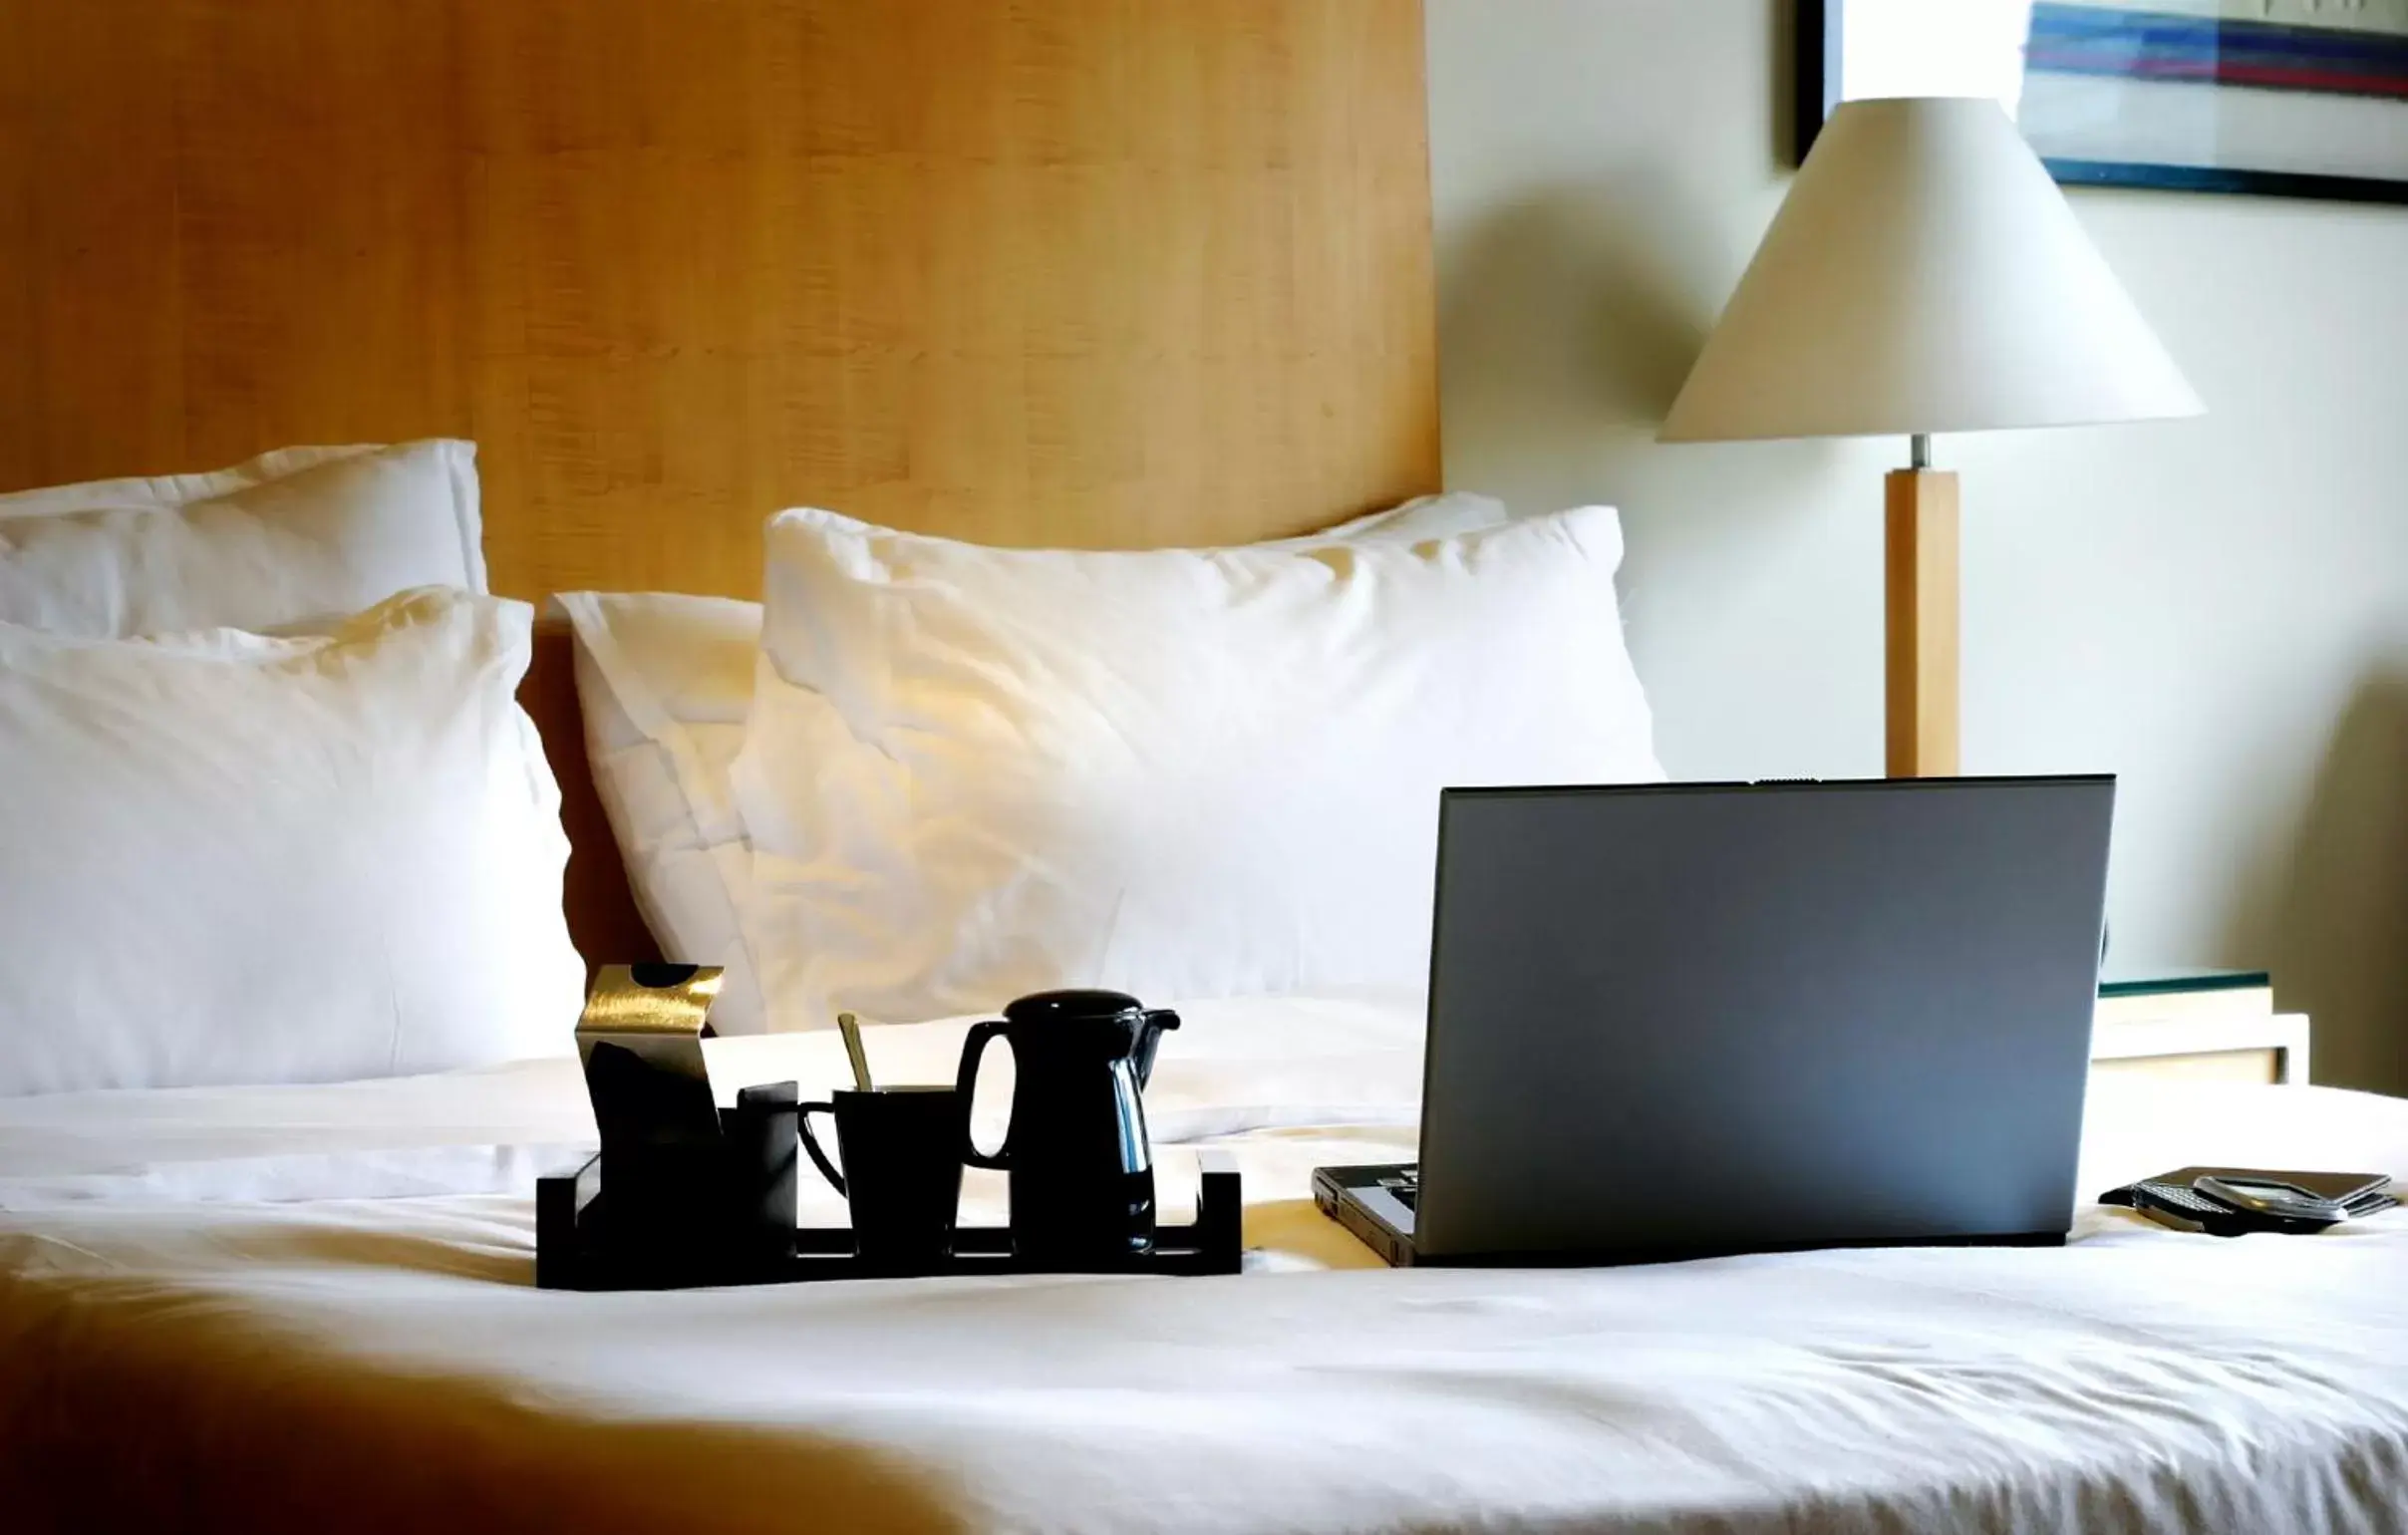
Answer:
[1314,775,2117,1267]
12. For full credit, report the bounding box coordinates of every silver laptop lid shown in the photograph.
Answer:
[1413,776,2115,1262]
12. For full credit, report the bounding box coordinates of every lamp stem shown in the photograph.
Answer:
[1909,432,1933,470]
[1885,455,1960,778]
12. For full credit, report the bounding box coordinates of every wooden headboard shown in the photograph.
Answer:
[1,1,1441,967]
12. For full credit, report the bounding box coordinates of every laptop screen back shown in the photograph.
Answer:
[1414,777,2115,1262]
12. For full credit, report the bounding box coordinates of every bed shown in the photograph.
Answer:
[5,5,2408,1533]
[4,1000,2407,1532]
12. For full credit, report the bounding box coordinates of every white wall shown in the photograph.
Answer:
[1426,0,2408,1089]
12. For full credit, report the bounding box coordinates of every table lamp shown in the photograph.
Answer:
[1660,97,2203,776]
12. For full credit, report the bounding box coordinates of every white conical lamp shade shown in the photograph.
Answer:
[1660,97,2203,443]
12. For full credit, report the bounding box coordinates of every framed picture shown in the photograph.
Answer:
[1799,0,2408,204]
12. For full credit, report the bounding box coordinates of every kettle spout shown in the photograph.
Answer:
[1134,1009,1180,1088]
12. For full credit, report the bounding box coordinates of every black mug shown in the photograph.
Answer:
[799,1086,966,1266]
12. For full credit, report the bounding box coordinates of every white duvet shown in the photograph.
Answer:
[4,990,2406,1534]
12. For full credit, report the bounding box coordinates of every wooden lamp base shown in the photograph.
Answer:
[1884,466,1959,778]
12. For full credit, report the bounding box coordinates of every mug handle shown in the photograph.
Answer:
[797,1101,846,1196]
[956,1020,1012,1171]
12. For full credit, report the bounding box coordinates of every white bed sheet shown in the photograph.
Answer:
[4,990,2406,1534]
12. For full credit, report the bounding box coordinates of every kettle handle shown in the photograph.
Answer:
[956,1020,1012,1170]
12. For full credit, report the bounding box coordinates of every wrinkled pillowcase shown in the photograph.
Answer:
[558,491,1513,1034]
[734,501,1662,1029]
[0,587,585,1094]
[0,440,485,637]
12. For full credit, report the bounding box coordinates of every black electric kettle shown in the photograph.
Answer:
[956,989,1180,1261]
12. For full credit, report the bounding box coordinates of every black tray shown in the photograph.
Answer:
[536,1151,1243,1290]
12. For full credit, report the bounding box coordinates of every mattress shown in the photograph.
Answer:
[4,989,2406,1534]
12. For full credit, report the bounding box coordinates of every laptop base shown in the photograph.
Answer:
[1312,1163,2068,1270]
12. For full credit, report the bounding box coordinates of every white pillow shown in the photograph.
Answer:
[557,492,1510,1034]
[557,589,769,1031]
[0,588,585,1095]
[733,502,1661,1030]
[1316,491,1514,543]
[0,440,485,637]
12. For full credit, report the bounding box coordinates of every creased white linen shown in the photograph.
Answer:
[738,503,1661,1029]
[0,589,587,1096]
[0,440,486,637]
[555,495,1512,1037]
[3,991,2406,1534]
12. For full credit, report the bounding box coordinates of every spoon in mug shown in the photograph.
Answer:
[837,1012,874,1091]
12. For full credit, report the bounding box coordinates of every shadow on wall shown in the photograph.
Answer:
[1436,166,1880,777]
[1435,172,1872,780]
[1433,169,1717,504]
[2234,667,2408,1094]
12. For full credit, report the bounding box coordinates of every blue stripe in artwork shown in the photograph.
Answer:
[2026,3,2408,96]
[2031,5,2408,65]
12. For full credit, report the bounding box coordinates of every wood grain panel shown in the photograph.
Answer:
[0,0,1437,969]
[0,0,1439,601]
[0,3,186,482]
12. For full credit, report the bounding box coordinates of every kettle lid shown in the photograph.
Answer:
[1003,988,1144,1024]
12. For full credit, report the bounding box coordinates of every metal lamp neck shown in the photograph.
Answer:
[1909,433,1933,471]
